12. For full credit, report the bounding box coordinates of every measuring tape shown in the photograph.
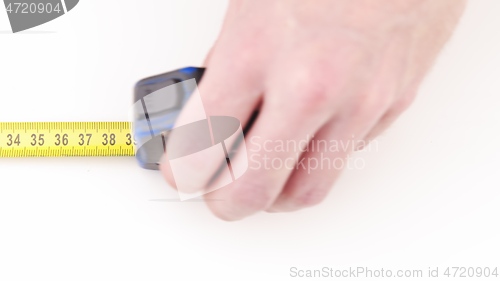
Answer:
[0,122,135,157]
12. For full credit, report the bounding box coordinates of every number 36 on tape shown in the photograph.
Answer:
[0,122,135,157]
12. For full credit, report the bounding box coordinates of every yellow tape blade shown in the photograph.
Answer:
[0,122,135,157]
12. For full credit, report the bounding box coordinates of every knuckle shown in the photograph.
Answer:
[226,43,262,75]
[212,45,259,79]
[233,52,255,72]
[290,67,335,113]
[222,52,262,85]
[225,57,251,77]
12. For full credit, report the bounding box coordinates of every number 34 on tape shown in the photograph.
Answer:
[0,122,135,157]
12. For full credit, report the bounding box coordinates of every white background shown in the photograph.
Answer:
[0,1,499,280]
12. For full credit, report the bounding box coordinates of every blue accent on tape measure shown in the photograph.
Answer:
[179,67,198,75]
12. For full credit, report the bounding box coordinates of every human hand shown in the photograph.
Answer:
[161,0,466,220]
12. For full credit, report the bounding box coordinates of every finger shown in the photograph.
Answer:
[160,55,263,192]
[269,50,404,213]
[268,105,391,213]
[266,116,356,213]
[203,81,335,221]
[160,44,213,189]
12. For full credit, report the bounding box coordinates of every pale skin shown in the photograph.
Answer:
[161,0,467,221]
